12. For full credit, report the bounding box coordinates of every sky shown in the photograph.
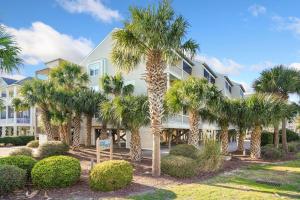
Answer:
[0,0,300,101]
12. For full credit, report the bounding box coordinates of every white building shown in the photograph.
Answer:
[0,77,36,137]
[78,29,245,149]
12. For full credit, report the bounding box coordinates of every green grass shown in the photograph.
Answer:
[116,159,300,200]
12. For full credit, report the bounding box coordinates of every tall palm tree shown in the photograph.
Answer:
[49,62,89,144]
[231,99,250,152]
[246,93,282,159]
[0,25,22,72]
[253,65,300,153]
[165,77,220,148]
[101,95,149,161]
[111,0,198,176]
[13,79,55,140]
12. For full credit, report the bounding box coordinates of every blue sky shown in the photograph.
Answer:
[1,0,300,97]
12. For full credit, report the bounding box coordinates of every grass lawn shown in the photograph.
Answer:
[123,159,300,200]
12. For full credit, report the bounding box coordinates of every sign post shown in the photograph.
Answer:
[96,137,113,163]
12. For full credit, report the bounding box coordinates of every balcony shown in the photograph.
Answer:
[163,114,189,129]
[17,118,30,124]
[166,61,191,80]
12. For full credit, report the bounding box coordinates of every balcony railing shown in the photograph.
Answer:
[17,118,30,124]
[163,114,189,129]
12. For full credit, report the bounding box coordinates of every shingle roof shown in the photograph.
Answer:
[1,77,18,85]
[14,77,33,85]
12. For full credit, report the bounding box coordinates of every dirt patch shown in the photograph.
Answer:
[3,147,297,200]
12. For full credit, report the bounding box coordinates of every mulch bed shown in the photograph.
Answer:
[3,148,297,200]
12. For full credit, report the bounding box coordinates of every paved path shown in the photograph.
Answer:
[0,146,26,157]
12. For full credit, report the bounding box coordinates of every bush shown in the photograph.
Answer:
[9,147,33,156]
[161,155,198,178]
[0,155,37,177]
[261,146,282,160]
[31,156,81,189]
[279,129,300,142]
[37,141,69,158]
[261,131,273,146]
[0,165,26,195]
[89,160,133,191]
[26,140,39,148]
[169,144,199,159]
[0,136,34,146]
[197,140,223,172]
[288,142,300,152]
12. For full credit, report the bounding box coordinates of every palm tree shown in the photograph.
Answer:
[111,0,198,176]
[0,25,22,72]
[100,73,134,143]
[13,79,55,140]
[246,93,282,159]
[165,77,220,148]
[253,65,300,153]
[49,62,89,144]
[80,89,105,147]
[101,95,149,161]
[231,99,250,152]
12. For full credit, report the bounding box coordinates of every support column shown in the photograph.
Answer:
[13,126,17,136]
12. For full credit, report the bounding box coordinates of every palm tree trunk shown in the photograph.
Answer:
[281,118,288,153]
[188,111,200,147]
[40,109,54,141]
[130,128,142,162]
[85,114,92,147]
[237,129,245,152]
[146,50,166,177]
[59,123,70,145]
[100,122,108,139]
[72,114,81,150]
[220,126,229,155]
[274,124,279,148]
[250,125,262,159]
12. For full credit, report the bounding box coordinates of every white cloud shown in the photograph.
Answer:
[57,0,121,23]
[0,73,26,80]
[272,15,300,37]
[248,4,266,17]
[196,55,243,75]
[250,60,274,71]
[290,62,300,70]
[5,21,94,65]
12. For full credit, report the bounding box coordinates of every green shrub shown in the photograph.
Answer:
[197,140,223,172]
[279,129,300,142]
[0,136,34,146]
[26,140,39,148]
[0,155,37,177]
[261,131,273,146]
[9,147,32,156]
[288,142,300,152]
[296,152,300,159]
[0,165,26,195]
[169,144,199,159]
[89,160,133,191]
[261,146,282,160]
[161,155,197,178]
[37,141,69,158]
[31,156,81,189]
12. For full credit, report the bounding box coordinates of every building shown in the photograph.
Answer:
[0,77,36,137]
[78,29,245,149]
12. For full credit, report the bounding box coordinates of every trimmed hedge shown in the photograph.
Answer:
[169,144,199,159]
[0,165,26,195]
[89,160,133,191]
[9,147,33,156]
[197,140,223,172]
[0,136,34,146]
[31,156,81,189]
[0,155,37,177]
[161,155,198,178]
[26,140,39,148]
[261,145,282,160]
[37,141,69,158]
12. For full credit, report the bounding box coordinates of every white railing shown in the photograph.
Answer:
[163,114,189,129]
[17,118,30,124]
[0,119,6,125]
[6,118,14,124]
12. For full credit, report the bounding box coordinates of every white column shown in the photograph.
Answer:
[13,86,17,98]
[13,126,17,136]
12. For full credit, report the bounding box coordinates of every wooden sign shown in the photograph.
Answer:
[96,137,113,163]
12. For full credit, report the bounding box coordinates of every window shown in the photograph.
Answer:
[8,106,14,118]
[1,109,6,119]
[204,69,209,79]
[240,89,244,97]
[183,61,192,75]
[204,69,215,84]
[225,82,232,93]
[210,77,215,84]
[88,59,107,77]
[89,63,99,77]
[1,91,6,97]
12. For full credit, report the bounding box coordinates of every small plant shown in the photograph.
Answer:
[0,165,26,195]
[261,145,282,160]
[161,155,198,178]
[169,144,200,159]
[26,140,39,148]
[197,140,223,172]
[0,155,37,177]
[89,160,133,191]
[37,141,69,158]
[31,156,81,189]
[9,147,33,157]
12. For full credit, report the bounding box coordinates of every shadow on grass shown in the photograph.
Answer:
[127,188,176,200]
